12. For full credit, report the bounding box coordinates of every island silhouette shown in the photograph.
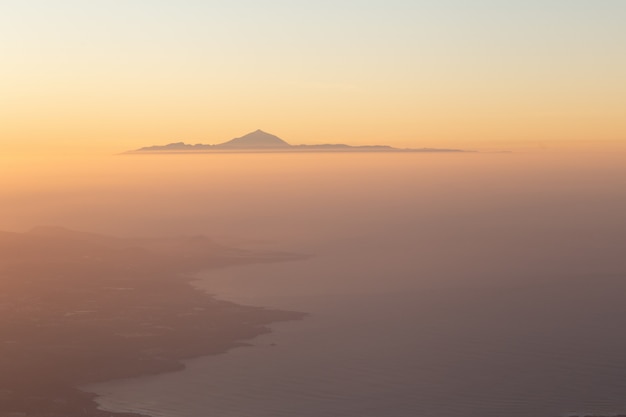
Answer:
[129,130,465,153]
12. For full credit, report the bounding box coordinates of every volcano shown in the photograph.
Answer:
[217,130,290,149]
[130,130,466,153]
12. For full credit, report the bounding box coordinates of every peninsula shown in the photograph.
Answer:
[0,226,306,417]
[128,130,465,153]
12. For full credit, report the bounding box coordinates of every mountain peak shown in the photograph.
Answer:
[218,130,290,148]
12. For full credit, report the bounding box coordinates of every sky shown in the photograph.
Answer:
[1,0,625,154]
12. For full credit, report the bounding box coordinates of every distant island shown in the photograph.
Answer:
[128,130,466,153]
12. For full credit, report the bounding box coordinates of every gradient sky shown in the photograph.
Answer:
[1,1,625,153]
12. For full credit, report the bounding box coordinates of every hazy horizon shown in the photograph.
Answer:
[2,2,625,417]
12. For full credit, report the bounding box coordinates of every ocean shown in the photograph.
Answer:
[20,151,624,417]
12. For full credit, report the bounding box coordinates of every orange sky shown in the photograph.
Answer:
[1,1,625,155]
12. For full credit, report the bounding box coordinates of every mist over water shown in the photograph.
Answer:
[3,152,625,288]
[4,151,626,416]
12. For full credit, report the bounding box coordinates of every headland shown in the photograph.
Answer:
[0,227,306,417]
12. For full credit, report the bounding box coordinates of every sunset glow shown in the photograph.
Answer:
[2,1,625,154]
[2,3,626,417]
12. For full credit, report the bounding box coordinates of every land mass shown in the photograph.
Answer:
[0,226,306,417]
[128,130,466,153]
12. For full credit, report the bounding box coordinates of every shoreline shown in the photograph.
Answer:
[81,287,306,417]
[0,227,307,417]
[82,290,306,417]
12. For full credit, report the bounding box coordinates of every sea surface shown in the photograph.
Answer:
[21,151,624,417]
[202,260,626,417]
[86,240,626,416]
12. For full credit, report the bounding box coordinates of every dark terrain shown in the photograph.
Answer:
[0,227,305,417]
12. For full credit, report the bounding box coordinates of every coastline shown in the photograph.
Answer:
[0,227,306,417]
[81,256,626,417]
[79,284,306,417]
